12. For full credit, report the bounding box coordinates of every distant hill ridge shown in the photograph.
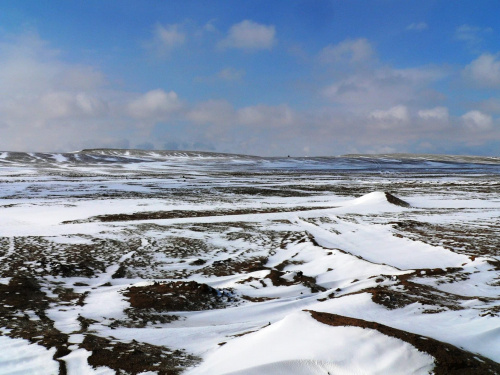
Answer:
[79,148,261,159]
[343,153,500,164]
[0,149,498,166]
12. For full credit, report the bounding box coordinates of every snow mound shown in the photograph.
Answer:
[351,191,411,208]
[222,359,365,375]
[189,311,434,375]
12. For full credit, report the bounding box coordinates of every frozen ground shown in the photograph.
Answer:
[0,149,499,375]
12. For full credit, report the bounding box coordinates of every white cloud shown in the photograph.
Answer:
[319,37,448,119]
[0,32,189,151]
[217,67,245,81]
[154,24,186,49]
[406,22,428,31]
[144,24,186,56]
[323,66,444,113]
[219,20,276,51]
[369,105,409,125]
[418,106,449,121]
[0,29,497,156]
[40,92,108,119]
[0,32,105,94]
[463,53,500,88]
[319,38,373,63]
[128,89,182,120]
[461,110,493,130]
[0,32,113,138]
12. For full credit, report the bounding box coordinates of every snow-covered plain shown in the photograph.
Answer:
[0,149,499,375]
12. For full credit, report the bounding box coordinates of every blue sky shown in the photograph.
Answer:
[0,1,499,156]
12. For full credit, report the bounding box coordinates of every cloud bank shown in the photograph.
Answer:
[0,29,498,156]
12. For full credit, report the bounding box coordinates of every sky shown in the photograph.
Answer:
[0,0,499,156]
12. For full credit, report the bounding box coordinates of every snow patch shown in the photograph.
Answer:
[0,335,59,375]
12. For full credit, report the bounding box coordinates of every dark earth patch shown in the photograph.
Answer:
[0,276,70,374]
[64,206,333,224]
[201,256,268,277]
[384,192,411,207]
[265,269,327,293]
[307,310,500,375]
[80,334,199,375]
[390,220,500,257]
[124,281,236,312]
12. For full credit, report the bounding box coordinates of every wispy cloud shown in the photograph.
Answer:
[319,38,373,64]
[406,22,428,31]
[418,106,449,121]
[322,66,445,113]
[455,24,492,52]
[219,20,276,51]
[369,105,410,127]
[217,67,245,81]
[145,23,186,56]
[237,104,294,127]
[195,67,246,84]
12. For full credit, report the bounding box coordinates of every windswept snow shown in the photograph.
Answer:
[0,149,499,374]
[0,335,59,375]
[187,311,434,375]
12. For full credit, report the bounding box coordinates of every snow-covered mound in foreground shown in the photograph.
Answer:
[188,311,434,375]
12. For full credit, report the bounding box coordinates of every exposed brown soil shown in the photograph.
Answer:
[384,192,411,207]
[110,309,180,328]
[487,259,500,271]
[274,259,306,271]
[480,304,500,317]
[0,236,140,279]
[154,236,212,258]
[339,271,471,311]
[124,281,235,312]
[201,256,268,277]
[0,277,200,373]
[211,186,314,197]
[390,219,500,257]
[80,334,199,375]
[0,276,70,374]
[189,258,207,266]
[361,285,464,311]
[307,310,500,375]
[52,286,88,306]
[265,269,327,293]
[279,231,310,249]
[241,295,278,302]
[63,206,333,224]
